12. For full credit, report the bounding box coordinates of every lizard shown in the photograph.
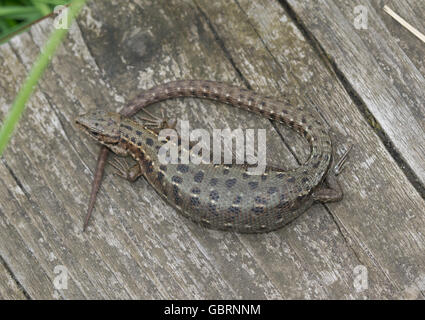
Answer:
[75,80,350,232]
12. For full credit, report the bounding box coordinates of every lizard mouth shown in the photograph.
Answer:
[74,118,114,143]
[74,119,98,137]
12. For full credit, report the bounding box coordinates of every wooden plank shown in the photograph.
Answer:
[285,0,425,186]
[380,0,425,73]
[39,0,377,298]
[196,0,425,298]
[0,0,423,299]
[383,6,425,44]
[0,257,27,299]
[1,0,283,299]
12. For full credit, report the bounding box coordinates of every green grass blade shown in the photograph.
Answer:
[0,0,86,155]
[31,0,71,5]
[31,0,51,16]
[0,7,39,17]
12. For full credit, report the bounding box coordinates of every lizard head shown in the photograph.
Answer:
[75,110,121,145]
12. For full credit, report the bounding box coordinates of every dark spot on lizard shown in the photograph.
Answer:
[194,171,204,183]
[131,137,136,143]
[159,164,167,172]
[248,181,258,190]
[233,195,242,204]
[255,196,267,204]
[146,161,153,173]
[177,164,189,173]
[157,172,164,181]
[228,206,241,214]
[226,178,237,188]
[191,187,201,194]
[175,195,182,205]
[146,138,154,146]
[190,197,200,206]
[210,190,219,201]
[172,185,179,196]
[223,168,230,175]
[287,176,296,183]
[277,201,289,209]
[268,187,278,195]
[136,130,142,136]
[208,203,217,214]
[252,206,264,214]
[276,173,284,179]
[172,176,183,184]
[242,172,249,179]
[209,178,218,186]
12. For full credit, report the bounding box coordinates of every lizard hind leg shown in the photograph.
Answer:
[312,172,343,203]
[312,144,352,203]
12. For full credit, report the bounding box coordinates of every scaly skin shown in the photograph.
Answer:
[77,80,346,232]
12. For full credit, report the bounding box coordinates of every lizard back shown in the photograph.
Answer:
[76,80,335,232]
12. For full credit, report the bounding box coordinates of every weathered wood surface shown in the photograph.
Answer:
[0,0,423,299]
[286,0,425,185]
[0,258,26,299]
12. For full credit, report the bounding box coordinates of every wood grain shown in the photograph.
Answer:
[286,0,425,185]
[197,0,425,299]
[0,257,27,299]
[0,0,424,299]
